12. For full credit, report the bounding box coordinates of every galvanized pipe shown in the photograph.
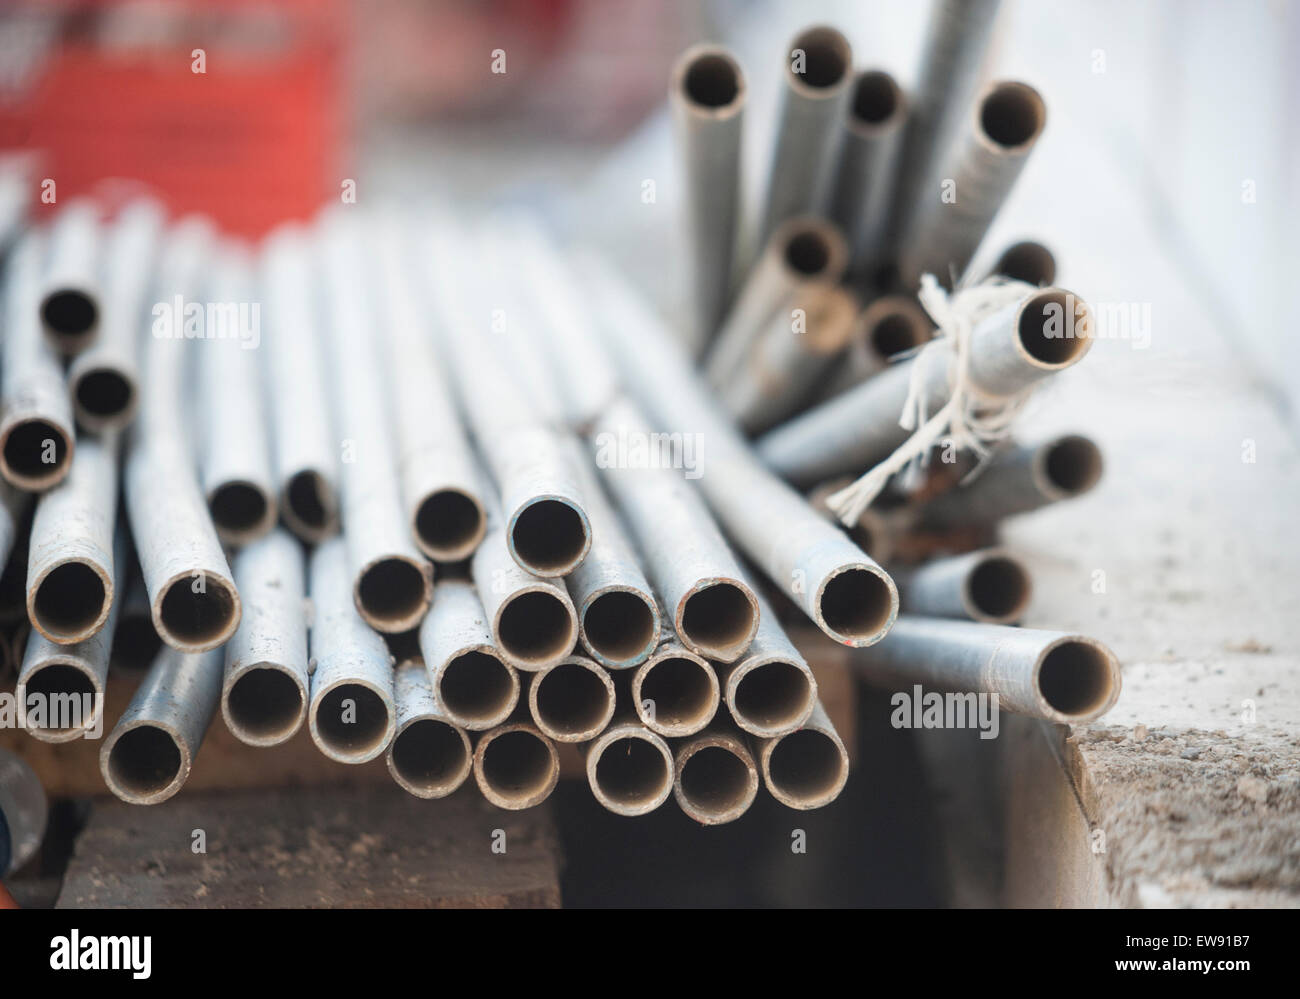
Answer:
[99,645,224,805]
[756,698,850,810]
[896,547,1032,624]
[386,659,473,799]
[26,433,117,645]
[669,43,747,354]
[473,719,560,810]
[1,233,76,491]
[585,712,674,816]
[758,25,853,242]
[990,239,1056,286]
[319,212,432,632]
[259,224,340,543]
[307,538,397,764]
[581,252,897,647]
[629,641,719,738]
[672,722,760,825]
[526,654,616,743]
[818,295,934,401]
[851,616,1122,724]
[807,478,899,566]
[419,578,520,731]
[220,528,309,747]
[38,198,103,356]
[755,287,1095,486]
[716,586,817,738]
[67,200,163,431]
[899,80,1047,289]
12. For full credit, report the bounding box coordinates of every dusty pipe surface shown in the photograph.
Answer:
[473,718,560,810]
[899,80,1047,289]
[27,433,117,644]
[852,616,1121,724]
[672,722,760,825]
[260,224,340,543]
[756,286,1095,485]
[896,547,1032,624]
[1,233,75,491]
[630,640,719,737]
[590,396,758,663]
[723,282,859,434]
[716,585,817,738]
[426,222,591,578]
[99,645,224,805]
[419,578,520,730]
[705,215,847,389]
[221,528,309,747]
[526,654,616,743]
[0,483,29,591]
[818,295,934,401]
[387,659,472,799]
[307,538,397,764]
[67,200,163,431]
[319,212,432,632]
[758,25,853,243]
[126,219,241,653]
[919,433,1102,529]
[38,198,103,356]
[371,214,485,562]
[756,698,850,810]
[670,43,747,354]
[582,251,896,648]
[990,240,1056,286]
[827,69,908,276]
[887,0,1002,253]
[585,713,674,816]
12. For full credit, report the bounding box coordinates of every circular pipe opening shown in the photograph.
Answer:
[497,590,574,666]
[783,230,831,276]
[818,569,895,643]
[682,52,741,109]
[314,683,392,759]
[41,290,98,339]
[479,729,555,805]
[1043,435,1103,496]
[440,650,517,727]
[1017,290,1091,366]
[966,556,1031,622]
[73,368,134,421]
[533,662,613,739]
[415,488,484,560]
[284,470,334,535]
[681,582,755,660]
[2,420,71,487]
[226,666,305,744]
[788,26,850,90]
[996,242,1056,286]
[1037,641,1116,718]
[679,745,753,820]
[582,590,657,665]
[733,661,814,733]
[106,725,183,799]
[32,562,107,641]
[22,663,97,735]
[356,557,428,632]
[979,82,1046,149]
[638,655,717,734]
[157,575,238,649]
[594,735,672,810]
[209,482,271,538]
[850,70,900,126]
[767,729,846,805]
[391,719,469,795]
[869,312,925,359]
[510,498,588,575]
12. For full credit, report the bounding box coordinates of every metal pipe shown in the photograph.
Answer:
[852,616,1122,723]
[419,578,520,730]
[319,212,432,632]
[755,286,1095,486]
[899,80,1047,289]
[371,213,486,562]
[67,200,163,431]
[26,433,117,644]
[126,219,241,653]
[585,712,674,816]
[259,224,340,543]
[756,698,849,810]
[220,528,309,747]
[990,240,1056,286]
[716,586,817,738]
[670,43,747,354]
[705,215,847,388]
[722,282,859,434]
[918,433,1103,527]
[1,233,75,491]
[817,295,934,401]
[526,654,616,743]
[307,538,397,764]
[590,396,758,662]
[38,198,103,355]
[758,25,853,242]
[472,719,560,810]
[581,252,897,647]
[672,722,760,825]
[99,645,223,805]
[386,659,473,799]
[827,69,907,276]
[896,547,1032,624]
[629,641,719,737]
[805,478,902,566]
[109,559,161,673]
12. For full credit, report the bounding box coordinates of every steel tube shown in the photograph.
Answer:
[473,718,560,810]
[899,80,1047,289]
[319,213,432,632]
[259,224,340,543]
[585,712,674,816]
[307,538,397,764]
[716,586,817,738]
[758,25,853,242]
[896,547,1032,624]
[1,233,75,491]
[670,43,746,354]
[38,198,103,356]
[852,616,1122,723]
[220,528,309,747]
[806,478,899,566]
[99,645,223,805]
[26,433,117,644]
[582,252,897,647]
[109,558,162,673]
[818,295,934,401]
[756,698,850,810]
[672,722,760,825]
[67,200,163,431]
[990,240,1056,286]
[629,641,719,737]
[756,287,1095,485]
[419,578,520,730]
[526,654,616,743]
[386,659,473,799]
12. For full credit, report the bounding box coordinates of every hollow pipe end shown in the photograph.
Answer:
[385,715,473,799]
[221,660,309,747]
[493,585,579,672]
[279,470,341,544]
[725,654,818,738]
[412,488,487,563]
[759,724,850,810]
[207,480,278,549]
[152,569,242,653]
[813,562,899,648]
[100,719,192,806]
[632,645,720,738]
[27,557,114,646]
[0,419,75,493]
[578,584,661,669]
[672,734,759,825]
[527,655,616,743]
[506,495,592,578]
[308,676,397,764]
[433,643,521,731]
[675,577,760,664]
[353,554,434,635]
[472,723,560,810]
[69,364,139,432]
[586,724,674,817]
[671,43,747,120]
[1031,635,1122,724]
[15,657,105,744]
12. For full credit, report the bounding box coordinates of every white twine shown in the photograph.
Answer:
[825,273,1035,526]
